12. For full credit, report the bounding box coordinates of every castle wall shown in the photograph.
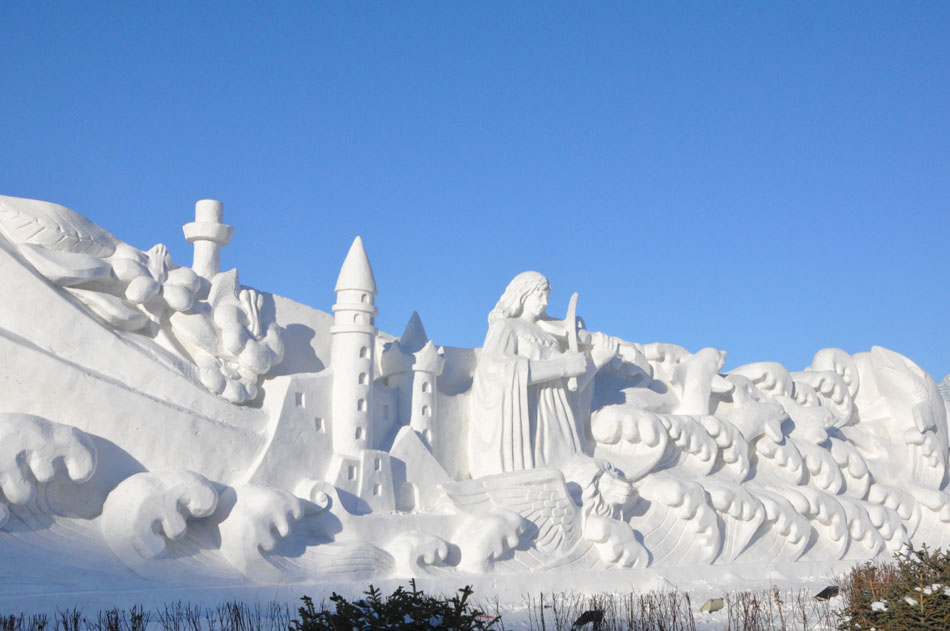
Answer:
[244,371,335,490]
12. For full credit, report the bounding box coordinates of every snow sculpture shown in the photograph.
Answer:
[469,271,607,477]
[0,414,97,507]
[100,470,219,580]
[0,196,283,404]
[1,192,949,596]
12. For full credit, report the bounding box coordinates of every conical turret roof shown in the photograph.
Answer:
[334,236,377,294]
[399,311,429,353]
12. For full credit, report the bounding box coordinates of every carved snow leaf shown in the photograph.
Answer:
[66,287,149,331]
[0,195,117,257]
[16,244,111,287]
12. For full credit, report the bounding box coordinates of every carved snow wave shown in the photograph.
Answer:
[0,413,97,512]
[3,340,947,582]
[0,415,391,584]
[3,194,950,589]
[101,471,219,562]
[571,343,950,570]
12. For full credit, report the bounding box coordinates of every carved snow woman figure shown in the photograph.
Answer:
[469,271,618,478]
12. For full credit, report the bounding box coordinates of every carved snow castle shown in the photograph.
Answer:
[0,193,948,596]
[320,235,444,514]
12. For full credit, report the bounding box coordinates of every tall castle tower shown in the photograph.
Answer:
[330,236,378,455]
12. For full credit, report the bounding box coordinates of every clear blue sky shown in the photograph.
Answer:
[2,3,948,380]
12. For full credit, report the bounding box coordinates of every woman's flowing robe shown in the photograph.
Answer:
[468,318,585,478]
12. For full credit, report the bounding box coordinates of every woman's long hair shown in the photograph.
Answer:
[488,271,551,324]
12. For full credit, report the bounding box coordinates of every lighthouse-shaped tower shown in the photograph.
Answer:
[330,236,378,455]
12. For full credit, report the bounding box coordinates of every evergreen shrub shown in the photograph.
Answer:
[289,581,498,631]
[838,545,950,631]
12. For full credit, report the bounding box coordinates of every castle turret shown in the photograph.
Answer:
[379,311,444,448]
[330,236,378,456]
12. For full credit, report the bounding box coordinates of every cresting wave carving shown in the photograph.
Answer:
[0,193,948,588]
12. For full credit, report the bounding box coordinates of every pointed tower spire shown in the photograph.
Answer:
[399,311,429,354]
[335,236,377,295]
[329,235,379,460]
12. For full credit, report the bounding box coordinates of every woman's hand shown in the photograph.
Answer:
[590,332,620,368]
[527,350,587,385]
[560,350,588,378]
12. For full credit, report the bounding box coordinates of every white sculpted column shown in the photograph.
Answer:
[182,199,233,280]
[330,236,378,455]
